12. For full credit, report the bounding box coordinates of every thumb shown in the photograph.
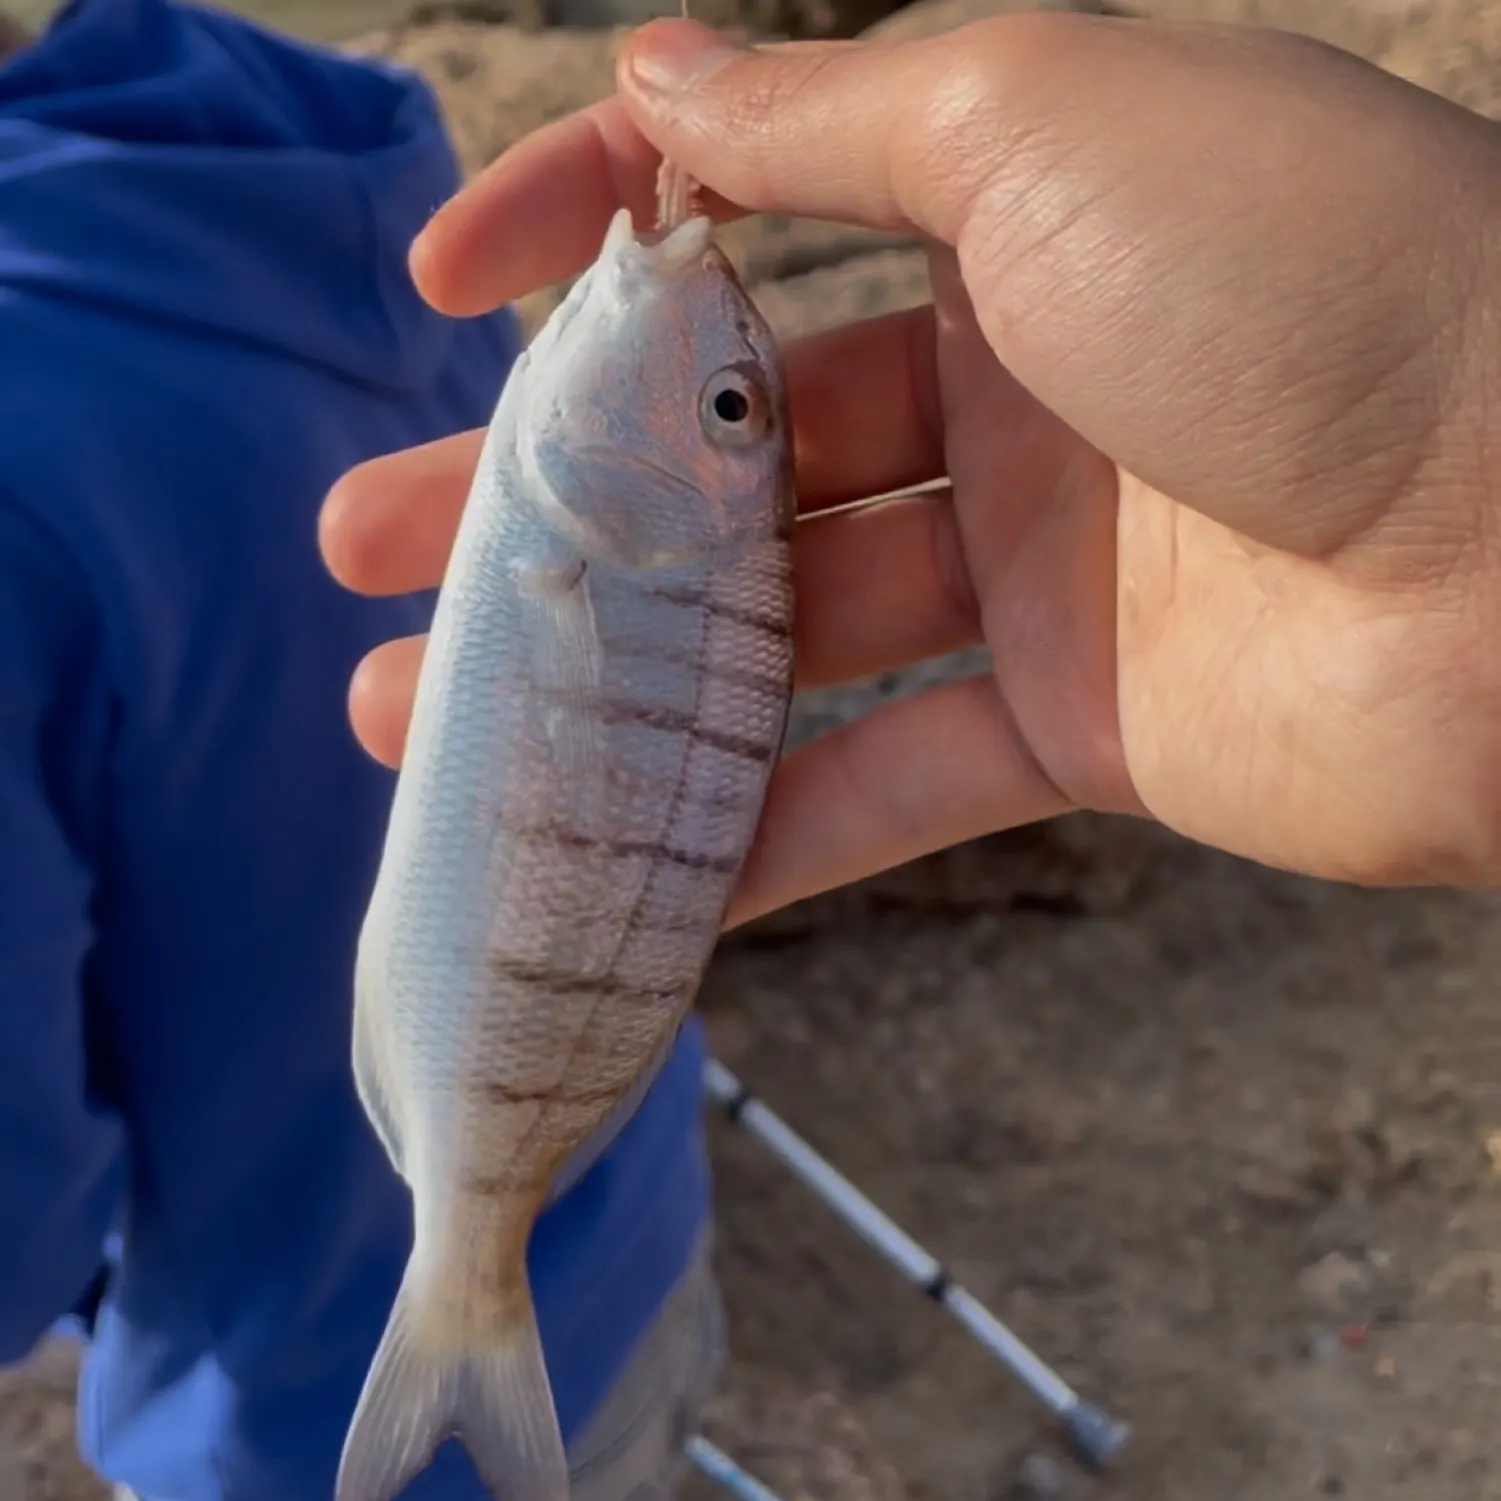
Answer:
[624,15,1501,562]
[616,18,998,244]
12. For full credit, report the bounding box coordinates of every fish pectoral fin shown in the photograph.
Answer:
[514,542,606,820]
[337,1259,567,1501]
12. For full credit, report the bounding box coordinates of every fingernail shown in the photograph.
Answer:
[626,19,742,97]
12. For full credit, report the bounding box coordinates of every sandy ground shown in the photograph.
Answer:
[8,1,1501,1499]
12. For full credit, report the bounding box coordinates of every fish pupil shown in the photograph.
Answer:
[713,387,750,424]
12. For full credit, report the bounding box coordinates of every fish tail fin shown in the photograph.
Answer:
[336,1255,567,1501]
[452,1297,567,1501]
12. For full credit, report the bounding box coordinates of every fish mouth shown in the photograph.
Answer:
[520,208,716,371]
[603,206,714,272]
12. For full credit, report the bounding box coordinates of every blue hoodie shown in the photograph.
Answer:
[0,3,710,1499]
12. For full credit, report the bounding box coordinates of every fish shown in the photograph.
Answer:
[335,202,796,1501]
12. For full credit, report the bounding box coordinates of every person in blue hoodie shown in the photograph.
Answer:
[0,4,719,1500]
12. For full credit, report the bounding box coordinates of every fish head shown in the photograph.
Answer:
[517,208,795,570]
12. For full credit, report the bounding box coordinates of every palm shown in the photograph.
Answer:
[1112,478,1468,885]
[933,259,1471,888]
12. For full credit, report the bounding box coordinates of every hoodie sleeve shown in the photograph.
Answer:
[0,496,125,1364]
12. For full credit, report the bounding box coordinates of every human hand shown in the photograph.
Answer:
[319,11,1501,925]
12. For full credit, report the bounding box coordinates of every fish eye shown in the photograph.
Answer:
[700,367,767,447]
[714,386,750,424]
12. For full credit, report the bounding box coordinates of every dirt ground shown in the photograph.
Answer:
[8,1,1501,1500]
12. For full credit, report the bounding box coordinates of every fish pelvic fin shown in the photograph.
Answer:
[336,1254,567,1501]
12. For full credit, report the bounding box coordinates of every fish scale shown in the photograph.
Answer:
[338,206,795,1501]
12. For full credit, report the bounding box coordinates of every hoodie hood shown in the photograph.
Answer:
[0,0,468,392]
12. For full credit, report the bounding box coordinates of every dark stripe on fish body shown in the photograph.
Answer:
[493,812,593,851]
[493,814,739,876]
[485,955,682,1006]
[478,1075,630,1108]
[608,638,790,700]
[609,836,739,876]
[487,957,627,994]
[591,699,775,764]
[699,657,792,702]
[702,657,793,700]
[650,584,792,642]
[460,1168,529,1198]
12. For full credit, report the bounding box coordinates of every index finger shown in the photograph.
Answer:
[615,22,984,237]
[410,97,707,318]
[411,47,857,318]
[409,29,940,319]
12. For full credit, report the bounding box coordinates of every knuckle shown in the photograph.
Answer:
[911,15,1115,277]
[714,47,851,183]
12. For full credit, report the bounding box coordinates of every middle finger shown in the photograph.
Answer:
[321,304,945,598]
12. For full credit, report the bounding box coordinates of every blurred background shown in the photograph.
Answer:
[6,3,1501,1501]
[9,0,410,40]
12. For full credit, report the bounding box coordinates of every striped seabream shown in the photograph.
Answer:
[336,206,795,1501]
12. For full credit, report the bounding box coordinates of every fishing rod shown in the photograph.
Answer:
[702,1058,1130,1474]
[685,1436,786,1501]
